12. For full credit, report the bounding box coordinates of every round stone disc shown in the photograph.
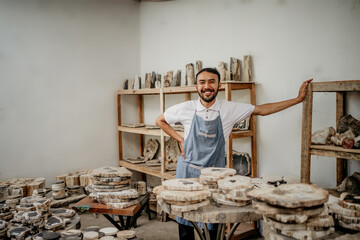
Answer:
[117,230,136,239]
[218,175,252,190]
[200,167,236,179]
[92,166,132,178]
[100,227,118,236]
[158,189,211,202]
[162,179,204,191]
[249,183,329,208]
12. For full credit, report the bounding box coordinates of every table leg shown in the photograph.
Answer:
[125,216,132,229]
[203,223,211,240]
[217,224,225,240]
[226,222,240,240]
[119,216,125,228]
[190,222,206,240]
[103,214,123,231]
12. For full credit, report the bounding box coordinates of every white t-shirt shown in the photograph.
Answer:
[164,98,254,141]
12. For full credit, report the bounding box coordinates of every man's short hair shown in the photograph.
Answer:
[196,68,221,84]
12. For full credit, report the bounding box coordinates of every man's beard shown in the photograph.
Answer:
[197,87,219,103]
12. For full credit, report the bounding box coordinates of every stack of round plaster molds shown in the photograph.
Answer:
[199,167,236,193]
[52,180,66,200]
[0,220,9,239]
[247,183,334,240]
[0,203,13,221]
[157,179,211,213]
[328,192,360,232]
[91,166,132,193]
[90,189,139,209]
[213,175,253,207]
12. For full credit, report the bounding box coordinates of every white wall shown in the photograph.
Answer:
[139,0,360,188]
[0,0,140,185]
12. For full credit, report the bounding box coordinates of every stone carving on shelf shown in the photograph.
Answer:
[151,71,156,88]
[336,172,360,193]
[123,156,147,164]
[133,75,141,90]
[243,55,252,82]
[217,61,227,82]
[230,57,241,81]
[128,78,135,90]
[145,73,151,88]
[163,71,173,88]
[122,79,128,90]
[165,137,181,163]
[171,70,181,87]
[143,139,159,160]
[232,151,251,176]
[155,73,161,88]
[354,135,360,149]
[311,127,336,145]
[233,118,250,131]
[185,63,195,86]
[337,114,360,136]
[196,60,202,74]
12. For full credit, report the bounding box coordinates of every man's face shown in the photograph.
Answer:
[195,71,221,103]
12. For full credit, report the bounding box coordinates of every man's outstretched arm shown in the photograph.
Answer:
[252,79,312,116]
[155,114,185,158]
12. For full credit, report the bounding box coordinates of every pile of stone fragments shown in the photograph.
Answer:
[199,167,236,193]
[328,192,360,232]
[247,183,335,240]
[88,166,140,209]
[311,114,360,149]
[155,178,211,214]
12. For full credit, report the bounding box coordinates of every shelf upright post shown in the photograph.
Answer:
[301,83,313,183]
[138,95,145,157]
[250,83,258,178]
[117,94,123,161]
[160,88,166,181]
[336,92,346,185]
[225,83,233,168]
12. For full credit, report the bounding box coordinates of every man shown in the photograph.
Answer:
[155,67,312,240]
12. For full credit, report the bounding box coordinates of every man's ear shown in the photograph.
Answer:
[218,81,222,89]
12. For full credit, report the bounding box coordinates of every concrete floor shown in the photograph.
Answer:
[79,211,179,240]
[78,211,264,240]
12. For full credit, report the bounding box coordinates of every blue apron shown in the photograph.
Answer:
[176,110,225,230]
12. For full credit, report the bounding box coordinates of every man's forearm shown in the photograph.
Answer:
[253,97,301,116]
[155,114,184,144]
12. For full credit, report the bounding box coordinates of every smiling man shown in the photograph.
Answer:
[155,67,312,240]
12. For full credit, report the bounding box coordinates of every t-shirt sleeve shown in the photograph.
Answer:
[163,102,188,125]
[223,101,255,127]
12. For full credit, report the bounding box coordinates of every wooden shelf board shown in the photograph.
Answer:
[119,160,176,179]
[232,130,253,138]
[312,80,360,92]
[118,126,184,137]
[310,145,360,161]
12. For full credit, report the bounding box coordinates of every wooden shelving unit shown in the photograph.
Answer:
[301,80,360,185]
[117,82,258,180]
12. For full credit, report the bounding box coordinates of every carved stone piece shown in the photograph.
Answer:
[343,138,355,149]
[127,78,135,90]
[232,151,251,176]
[230,57,241,81]
[133,75,141,90]
[117,230,136,239]
[171,199,209,212]
[143,139,159,160]
[354,135,360,149]
[217,62,227,82]
[165,137,181,163]
[145,73,151,88]
[123,156,146,164]
[158,189,210,202]
[155,74,161,89]
[196,60,202,74]
[151,71,156,88]
[185,63,195,86]
[99,227,118,236]
[226,70,231,81]
[92,166,132,178]
[122,79,128,90]
[337,114,360,136]
[243,55,252,82]
[171,70,181,87]
[163,71,173,88]
[218,175,252,191]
